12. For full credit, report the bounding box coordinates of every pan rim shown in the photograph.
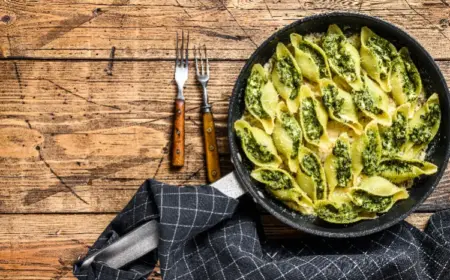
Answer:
[228,11,450,238]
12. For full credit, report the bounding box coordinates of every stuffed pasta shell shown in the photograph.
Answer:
[290,33,331,83]
[271,43,303,113]
[405,93,441,157]
[380,103,410,158]
[350,176,409,213]
[245,64,279,134]
[322,24,363,90]
[234,119,282,168]
[296,146,327,201]
[299,85,330,148]
[378,157,437,183]
[320,79,362,134]
[391,47,422,106]
[352,73,392,126]
[324,133,353,192]
[360,27,398,92]
[272,101,302,173]
[251,168,314,215]
[315,188,376,224]
[352,121,382,178]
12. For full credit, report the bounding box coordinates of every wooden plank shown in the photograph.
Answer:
[0,212,433,279]
[0,59,449,213]
[1,1,450,59]
[0,214,162,280]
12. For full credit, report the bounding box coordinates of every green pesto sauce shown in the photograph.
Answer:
[400,52,420,102]
[362,130,379,176]
[301,97,324,141]
[239,128,274,163]
[323,33,357,82]
[260,169,293,190]
[378,159,413,174]
[280,112,301,159]
[353,190,393,212]
[298,43,328,78]
[333,139,352,187]
[276,57,300,100]
[316,203,358,223]
[302,154,324,199]
[353,86,382,115]
[245,71,269,118]
[366,36,396,80]
[382,113,407,155]
[409,104,440,145]
[322,84,345,119]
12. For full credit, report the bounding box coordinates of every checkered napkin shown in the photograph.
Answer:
[73,179,450,280]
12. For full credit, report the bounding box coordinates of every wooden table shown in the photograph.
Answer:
[0,1,449,279]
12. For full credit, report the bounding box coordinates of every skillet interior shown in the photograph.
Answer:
[228,12,450,238]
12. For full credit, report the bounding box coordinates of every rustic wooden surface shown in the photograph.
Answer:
[0,0,449,279]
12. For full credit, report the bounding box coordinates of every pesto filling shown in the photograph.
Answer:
[316,203,358,223]
[333,139,352,187]
[301,154,324,199]
[409,104,440,145]
[400,51,420,102]
[260,170,293,190]
[353,86,382,115]
[353,190,393,212]
[366,36,396,80]
[322,84,345,120]
[239,128,274,163]
[276,57,300,100]
[298,43,328,78]
[301,98,324,141]
[280,112,301,159]
[245,71,269,118]
[323,33,357,82]
[378,159,413,174]
[382,113,407,155]
[362,130,379,176]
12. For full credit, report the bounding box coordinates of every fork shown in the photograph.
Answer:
[195,45,221,182]
[172,31,189,167]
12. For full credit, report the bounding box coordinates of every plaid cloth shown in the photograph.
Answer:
[73,179,450,280]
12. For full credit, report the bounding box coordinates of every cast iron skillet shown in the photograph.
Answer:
[228,12,450,238]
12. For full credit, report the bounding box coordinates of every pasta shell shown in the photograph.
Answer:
[272,101,302,173]
[271,43,303,114]
[234,119,282,168]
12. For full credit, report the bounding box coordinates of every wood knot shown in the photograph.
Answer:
[439,18,449,28]
[92,8,102,17]
[1,15,11,24]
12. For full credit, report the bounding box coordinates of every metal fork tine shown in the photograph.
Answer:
[204,45,209,76]
[180,30,184,65]
[185,32,189,67]
[176,32,179,66]
[200,45,204,75]
[194,46,199,75]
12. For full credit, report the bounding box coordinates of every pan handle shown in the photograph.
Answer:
[77,172,245,271]
[209,171,246,199]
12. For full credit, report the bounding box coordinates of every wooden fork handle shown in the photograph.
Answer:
[202,110,221,182]
[171,99,185,167]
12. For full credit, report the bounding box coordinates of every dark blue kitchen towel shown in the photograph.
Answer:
[73,179,450,280]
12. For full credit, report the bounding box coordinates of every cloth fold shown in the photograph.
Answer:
[74,179,450,280]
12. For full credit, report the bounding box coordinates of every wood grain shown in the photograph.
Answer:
[0,212,432,279]
[0,1,450,59]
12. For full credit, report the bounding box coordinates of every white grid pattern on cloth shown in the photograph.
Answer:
[74,180,450,280]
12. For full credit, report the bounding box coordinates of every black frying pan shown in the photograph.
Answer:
[228,12,450,238]
[78,13,450,270]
